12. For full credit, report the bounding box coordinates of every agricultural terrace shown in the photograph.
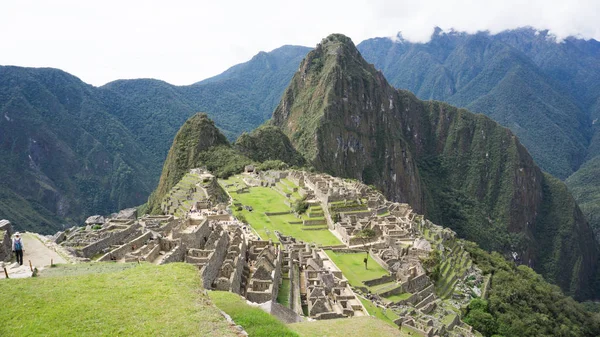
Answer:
[219,175,341,246]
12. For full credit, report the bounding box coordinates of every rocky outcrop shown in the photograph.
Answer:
[272,34,599,299]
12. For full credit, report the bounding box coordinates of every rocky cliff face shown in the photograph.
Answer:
[272,34,599,299]
[273,35,425,211]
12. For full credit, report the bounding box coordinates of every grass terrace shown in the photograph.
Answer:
[222,177,341,246]
[289,316,406,337]
[324,250,389,288]
[0,263,235,337]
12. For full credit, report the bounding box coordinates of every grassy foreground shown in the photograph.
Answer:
[0,263,235,337]
[208,290,299,337]
[288,316,406,337]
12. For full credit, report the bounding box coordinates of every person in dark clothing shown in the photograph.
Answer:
[12,232,24,265]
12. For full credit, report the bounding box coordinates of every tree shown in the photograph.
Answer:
[356,228,376,269]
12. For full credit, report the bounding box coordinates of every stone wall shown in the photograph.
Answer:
[200,232,229,288]
[229,239,247,294]
[369,250,390,272]
[98,231,153,261]
[0,220,13,262]
[159,241,186,264]
[174,219,210,249]
[363,275,395,287]
[80,223,141,258]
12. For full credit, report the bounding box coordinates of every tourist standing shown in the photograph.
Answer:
[12,232,24,265]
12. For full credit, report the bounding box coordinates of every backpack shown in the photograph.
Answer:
[14,238,22,250]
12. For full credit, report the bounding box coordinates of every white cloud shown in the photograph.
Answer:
[0,0,598,86]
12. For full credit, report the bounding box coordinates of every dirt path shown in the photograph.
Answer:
[22,233,66,267]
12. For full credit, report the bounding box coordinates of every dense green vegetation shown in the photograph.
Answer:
[0,263,235,337]
[358,28,600,245]
[208,291,298,337]
[567,155,600,242]
[464,242,600,337]
[0,66,160,233]
[236,124,306,167]
[0,46,310,233]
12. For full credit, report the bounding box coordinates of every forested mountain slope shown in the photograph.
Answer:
[272,34,599,300]
[0,66,158,233]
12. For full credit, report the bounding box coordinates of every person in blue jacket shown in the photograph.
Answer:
[12,232,24,266]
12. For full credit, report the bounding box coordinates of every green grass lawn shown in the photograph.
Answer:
[324,250,389,288]
[228,184,340,246]
[278,278,291,307]
[288,316,406,337]
[208,291,298,337]
[0,263,235,337]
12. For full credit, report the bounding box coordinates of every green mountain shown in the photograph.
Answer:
[0,46,310,233]
[272,34,599,300]
[0,66,159,233]
[235,125,306,167]
[143,113,252,214]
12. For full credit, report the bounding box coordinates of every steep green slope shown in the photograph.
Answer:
[357,29,593,180]
[145,113,250,213]
[0,66,159,233]
[567,156,600,242]
[235,125,305,167]
[272,34,599,299]
[464,242,600,336]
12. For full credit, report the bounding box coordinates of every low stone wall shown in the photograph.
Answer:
[379,284,404,298]
[303,219,326,226]
[98,231,153,261]
[229,240,247,294]
[363,275,395,287]
[206,214,231,221]
[265,211,292,216]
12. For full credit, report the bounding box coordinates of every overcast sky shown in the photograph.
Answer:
[1,0,599,86]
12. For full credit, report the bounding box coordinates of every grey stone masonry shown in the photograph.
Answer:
[0,220,13,262]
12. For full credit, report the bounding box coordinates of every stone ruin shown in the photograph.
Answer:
[0,220,14,262]
[277,232,367,320]
[245,240,282,303]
